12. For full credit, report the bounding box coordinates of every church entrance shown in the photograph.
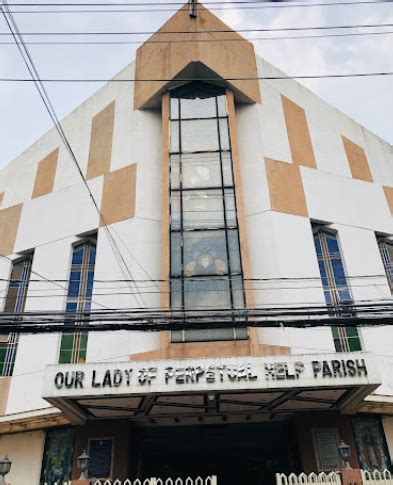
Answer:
[132,420,296,485]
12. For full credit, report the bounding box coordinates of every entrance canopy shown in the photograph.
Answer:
[43,352,380,424]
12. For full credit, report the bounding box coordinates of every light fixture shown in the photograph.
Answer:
[338,440,351,469]
[77,450,90,480]
[0,456,12,485]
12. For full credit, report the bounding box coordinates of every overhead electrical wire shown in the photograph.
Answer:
[1,72,393,82]
[5,0,392,5]
[0,0,151,308]
[1,30,393,45]
[1,22,393,35]
[5,0,393,12]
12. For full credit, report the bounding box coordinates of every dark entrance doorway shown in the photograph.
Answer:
[134,421,294,485]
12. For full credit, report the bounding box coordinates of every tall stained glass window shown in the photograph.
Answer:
[0,255,32,376]
[378,239,393,292]
[313,228,361,352]
[169,82,248,342]
[59,237,96,363]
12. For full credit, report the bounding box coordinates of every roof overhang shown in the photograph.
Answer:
[43,352,380,425]
[134,3,261,109]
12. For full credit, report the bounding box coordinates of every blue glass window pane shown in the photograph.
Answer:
[338,290,352,302]
[68,272,81,297]
[324,290,333,305]
[86,271,94,296]
[72,247,84,265]
[331,259,348,287]
[318,260,329,288]
[327,234,339,255]
[89,247,96,265]
[66,302,77,312]
[314,234,322,256]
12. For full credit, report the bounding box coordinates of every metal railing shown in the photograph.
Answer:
[92,478,217,485]
[276,471,342,485]
[361,470,393,485]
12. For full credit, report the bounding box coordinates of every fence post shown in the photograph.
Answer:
[341,469,362,485]
[211,476,217,485]
[150,478,157,485]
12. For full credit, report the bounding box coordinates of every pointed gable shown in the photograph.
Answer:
[134,3,261,109]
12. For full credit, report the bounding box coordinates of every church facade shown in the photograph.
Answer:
[0,3,393,484]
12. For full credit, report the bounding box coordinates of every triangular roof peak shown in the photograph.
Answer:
[134,2,261,109]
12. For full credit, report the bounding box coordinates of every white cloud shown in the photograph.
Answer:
[0,0,392,167]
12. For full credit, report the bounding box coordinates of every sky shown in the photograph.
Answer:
[0,0,392,168]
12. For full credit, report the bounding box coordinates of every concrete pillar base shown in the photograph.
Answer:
[341,468,362,485]
[72,480,90,485]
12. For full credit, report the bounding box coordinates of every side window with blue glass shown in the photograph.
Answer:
[0,255,32,377]
[59,236,97,364]
[313,227,361,353]
[379,239,393,293]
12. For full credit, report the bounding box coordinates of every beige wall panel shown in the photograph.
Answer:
[86,101,116,180]
[383,186,393,215]
[0,378,11,416]
[100,164,137,226]
[32,148,59,199]
[281,95,316,169]
[0,204,23,256]
[265,158,308,217]
[134,5,260,109]
[342,135,373,182]
[0,430,45,485]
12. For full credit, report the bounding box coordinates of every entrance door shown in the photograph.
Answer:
[135,421,293,485]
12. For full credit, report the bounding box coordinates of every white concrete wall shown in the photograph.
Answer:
[0,430,45,485]
[0,50,393,419]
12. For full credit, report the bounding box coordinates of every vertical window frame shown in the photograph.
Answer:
[0,254,33,377]
[378,238,393,293]
[168,85,247,342]
[313,225,362,353]
[59,236,96,364]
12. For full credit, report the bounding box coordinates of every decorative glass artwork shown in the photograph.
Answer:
[169,82,247,342]
[40,428,75,485]
[352,415,391,471]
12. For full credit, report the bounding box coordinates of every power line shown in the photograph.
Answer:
[1,22,392,35]
[0,0,149,309]
[0,273,389,283]
[6,0,393,12]
[5,0,379,5]
[1,30,393,45]
[1,72,393,82]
